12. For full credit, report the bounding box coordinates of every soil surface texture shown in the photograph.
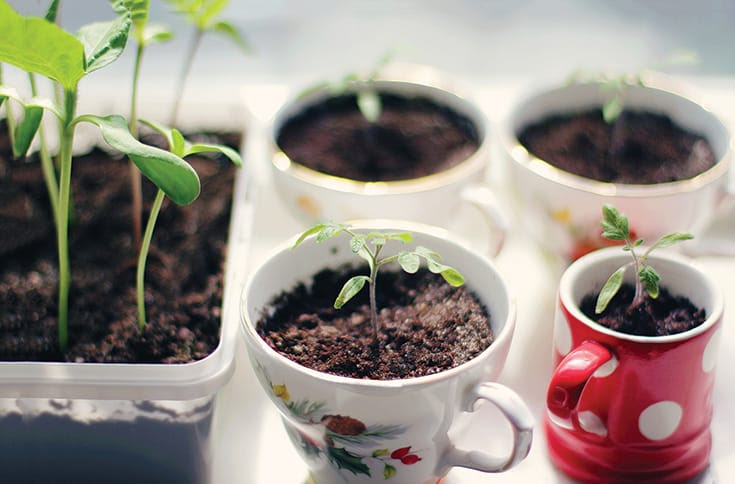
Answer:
[518,108,716,184]
[276,92,480,182]
[0,125,240,363]
[581,283,706,336]
[257,265,493,380]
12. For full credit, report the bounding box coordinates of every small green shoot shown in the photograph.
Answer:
[135,118,241,328]
[595,204,693,314]
[568,49,699,124]
[298,50,394,123]
[164,0,250,126]
[293,222,465,344]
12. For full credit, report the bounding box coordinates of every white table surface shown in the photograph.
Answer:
[211,78,735,484]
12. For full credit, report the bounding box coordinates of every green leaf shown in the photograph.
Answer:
[397,251,420,274]
[639,265,661,299]
[439,267,465,287]
[211,21,250,52]
[197,0,229,28]
[317,222,346,243]
[372,449,389,458]
[186,142,242,166]
[292,224,326,249]
[595,266,625,314]
[0,85,62,119]
[334,276,369,309]
[357,89,381,123]
[350,235,366,253]
[0,1,85,89]
[414,245,439,260]
[76,14,131,74]
[78,114,200,205]
[142,24,173,45]
[384,464,397,480]
[171,128,186,157]
[646,232,694,253]
[12,105,43,158]
[327,447,371,477]
[139,118,176,152]
[600,204,628,240]
[602,96,623,124]
[385,232,412,243]
[45,0,60,22]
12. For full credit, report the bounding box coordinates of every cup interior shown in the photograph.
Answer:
[241,221,514,383]
[559,247,724,342]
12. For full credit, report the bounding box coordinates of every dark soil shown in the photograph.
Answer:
[257,265,493,380]
[0,122,240,363]
[276,92,480,182]
[581,283,706,336]
[518,109,716,184]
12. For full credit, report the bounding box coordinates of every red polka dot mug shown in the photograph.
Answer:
[546,247,724,483]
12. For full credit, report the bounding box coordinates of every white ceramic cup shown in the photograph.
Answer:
[270,66,508,256]
[500,78,734,262]
[240,221,533,484]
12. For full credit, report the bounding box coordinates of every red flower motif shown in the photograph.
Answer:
[390,446,421,465]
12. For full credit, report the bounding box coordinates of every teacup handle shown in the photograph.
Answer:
[460,184,509,258]
[443,382,534,473]
[683,172,735,257]
[546,340,612,429]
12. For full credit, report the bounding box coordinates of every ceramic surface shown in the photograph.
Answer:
[239,221,533,483]
[500,79,734,262]
[546,247,724,482]
[269,69,508,256]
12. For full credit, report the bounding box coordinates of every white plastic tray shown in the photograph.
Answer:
[211,78,735,483]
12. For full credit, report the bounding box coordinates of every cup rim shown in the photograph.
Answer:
[240,220,517,389]
[269,67,490,196]
[559,246,724,343]
[500,77,733,197]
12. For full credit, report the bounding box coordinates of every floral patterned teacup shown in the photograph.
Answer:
[547,247,724,482]
[240,221,533,483]
[499,77,733,262]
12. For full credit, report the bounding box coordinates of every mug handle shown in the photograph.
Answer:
[683,172,735,256]
[460,184,510,258]
[546,340,612,429]
[442,382,534,473]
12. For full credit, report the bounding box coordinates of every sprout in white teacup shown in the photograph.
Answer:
[595,204,693,314]
[293,222,465,344]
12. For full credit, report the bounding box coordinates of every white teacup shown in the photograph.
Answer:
[240,221,533,484]
[270,66,508,256]
[500,78,733,262]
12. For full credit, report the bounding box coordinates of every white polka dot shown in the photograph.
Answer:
[638,401,682,441]
[578,411,607,437]
[554,310,572,356]
[702,328,721,373]
[593,356,618,378]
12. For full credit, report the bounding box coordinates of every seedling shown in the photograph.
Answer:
[111,0,174,248]
[135,118,241,328]
[568,49,699,124]
[164,0,250,126]
[595,204,693,314]
[0,1,201,351]
[293,222,465,343]
[298,50,395,123]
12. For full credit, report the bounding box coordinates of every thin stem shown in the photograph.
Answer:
[136,189,165,329]
[169,28,204,127]
[129,43,145,248]
[368,244,383,343]
[57,88,77,352]
[29,72,59,224]
[627,237,645,309]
